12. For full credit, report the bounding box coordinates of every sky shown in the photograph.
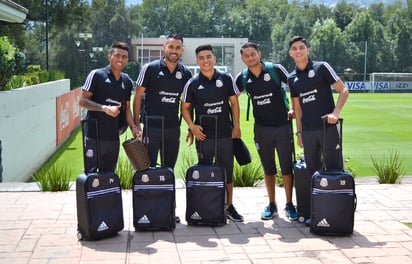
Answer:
[125,0,142,6]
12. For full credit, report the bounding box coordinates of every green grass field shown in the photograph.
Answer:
[43,93,412,181]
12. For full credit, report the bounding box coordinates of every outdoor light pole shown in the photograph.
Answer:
[140,33,144,67]
[45,0,50,71]
[89,47,103,63]
[75,33,93,78]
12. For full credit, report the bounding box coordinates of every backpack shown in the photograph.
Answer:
[242,62,290,121]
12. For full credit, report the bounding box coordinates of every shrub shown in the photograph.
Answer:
[32,162,72,191]
[4,75,25,90]
[49,70,65,81]
[233,159,264,187]
[371,149,405,184]
[177,147,198,184]
[38,70,49,83]
[0,36,17,89]
[116,156,134,189]
[276,169,284,187]
[27,65,42,74]
[23,74,39,86]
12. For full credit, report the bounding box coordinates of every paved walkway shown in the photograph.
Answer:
[0,177,412,264]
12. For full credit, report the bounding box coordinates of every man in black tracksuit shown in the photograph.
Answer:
[133,34,192,168]
[288,36,349,226]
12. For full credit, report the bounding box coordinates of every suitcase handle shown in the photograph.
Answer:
[290,120,297,163]
[321,117,343,171]
[81,119,101,174]
[199,115,218,164]
[144,115,165,167]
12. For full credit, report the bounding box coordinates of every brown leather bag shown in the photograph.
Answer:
[122,138,150,171]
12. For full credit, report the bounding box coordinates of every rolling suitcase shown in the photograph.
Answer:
[293,155,312,223]
[186,115,227,226]
[310,119,357,235]
[76,119,124,241]
[291,121,311,223]
[132,116,176,231]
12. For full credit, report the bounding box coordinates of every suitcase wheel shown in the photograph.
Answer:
[298,216,306,223]
[77,231,83,241]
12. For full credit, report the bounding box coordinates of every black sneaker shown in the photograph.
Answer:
[226,204,244,222]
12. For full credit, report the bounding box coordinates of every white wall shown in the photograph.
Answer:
[0,80,70,182]
[130,37,249,77]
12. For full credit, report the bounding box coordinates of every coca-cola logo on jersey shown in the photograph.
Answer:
[207,107,222,114]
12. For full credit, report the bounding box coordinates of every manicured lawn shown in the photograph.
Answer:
[340,93,412,176]
[43,93,412,181]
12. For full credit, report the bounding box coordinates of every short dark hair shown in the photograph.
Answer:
[111,41,129,52]
[240,42,260,54]
[167,33,184,43]
[195,44,214,56]
[289,36,309,48]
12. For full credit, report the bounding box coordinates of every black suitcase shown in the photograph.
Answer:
[293,156,312,223]
[132,116,176,231]
[186,115,227,226]
[310,119,357,235]
[291,121,311,223]
[76,119,124,241]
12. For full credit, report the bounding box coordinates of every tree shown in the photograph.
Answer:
[333,0,358,31]
[309,19,355,73]
[0,37,17,90]
[140,0,173,36]
[345,12,379,74]
[271,5,312,70]
[394,22,412,72]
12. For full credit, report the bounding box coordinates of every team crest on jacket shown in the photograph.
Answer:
[192,170,200,180]
[176,71,182,79]
[92,178,100,188]
[320,178,328,187]
[141,174,150,183]
[308,70,315,78]
[216,79,223,87]
[264,73,271,81]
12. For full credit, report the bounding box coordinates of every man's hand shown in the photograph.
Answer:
[186,130,194,146]
[131,124,142,139]
[231,127,241,139]
[190,124,206,141]
[102,105,121,117]
[321,113,339,124]
[287,109,295,120]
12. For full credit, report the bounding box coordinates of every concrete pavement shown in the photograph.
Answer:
[0,177,412,263]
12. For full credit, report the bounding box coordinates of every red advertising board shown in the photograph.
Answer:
[56,88,82,146]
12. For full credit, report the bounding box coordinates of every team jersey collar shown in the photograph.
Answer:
[296,59,313,74]
[199,68,219,82]
[260,60,268,72]
[104,65,112,76]
[104,65,124,83]
[160,57,180,73]
[104,65,117,79]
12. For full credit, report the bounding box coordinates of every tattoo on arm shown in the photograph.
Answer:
[83,98,104,112]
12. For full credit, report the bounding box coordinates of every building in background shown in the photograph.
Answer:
[0,0,28,23]
[130,37,248,77]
